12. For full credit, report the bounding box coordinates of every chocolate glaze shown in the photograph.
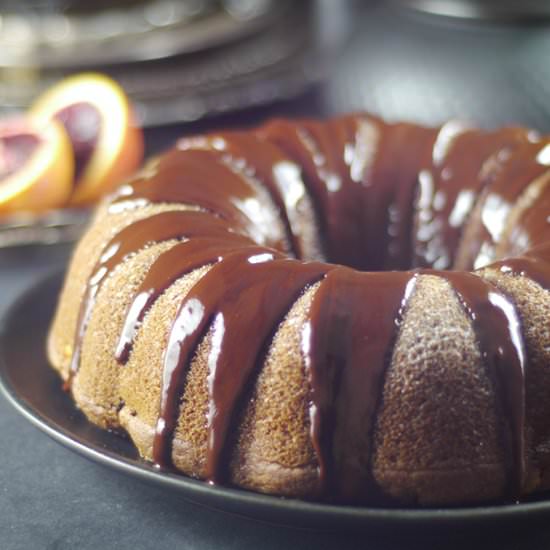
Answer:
[153,252,331,478]
[490,242,550,291]
[304,268,417,501]
[502,173,550,258]
[413,127,532,270]
[114,236,250,364]
[68,113,550,502]
[112,148,290,253]
[177,132,309,259]
[259,118,367,268]
[361,120,437,270]
[454,140,549,270]
[259,115,441,271]
[437,270,526,497]
[70,210,248,377]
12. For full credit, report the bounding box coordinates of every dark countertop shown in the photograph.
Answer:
[4,2,550,548]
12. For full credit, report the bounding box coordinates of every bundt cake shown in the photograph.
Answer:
[48,113,550,506]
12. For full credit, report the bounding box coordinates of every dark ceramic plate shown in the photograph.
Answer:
[2,272,550,531]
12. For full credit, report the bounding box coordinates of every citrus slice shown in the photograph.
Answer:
[0,118,73,215]
[30,73,144,206]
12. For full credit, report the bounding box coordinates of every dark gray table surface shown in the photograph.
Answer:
[5,2,550,548]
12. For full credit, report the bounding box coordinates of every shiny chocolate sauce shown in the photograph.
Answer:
[455,140,550,270]
[413,126,532,270]
[69,113,550,501]
[153,252,331,479]
[304,268,417,501]
[434,270,526,495]
[69,210,248,378]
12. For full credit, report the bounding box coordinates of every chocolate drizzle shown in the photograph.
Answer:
[111,148,290,253]
[502,172,550,258]
[114,236,249,363]
[259,118,367,268]
[438,270,526,497]
[413,127,531,270]
[454,140,549,270]
[69,210,237,378]
[365,122,438,271]
[303,269,417,500]
[153,252,331,478]
[177,132,309,259]
[66,112,550,502]
[490,242,550,290]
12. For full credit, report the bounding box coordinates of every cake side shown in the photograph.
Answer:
[480,269,550,494]
[373,274,508,505]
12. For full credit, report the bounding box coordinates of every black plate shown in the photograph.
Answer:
[2,272,550,531]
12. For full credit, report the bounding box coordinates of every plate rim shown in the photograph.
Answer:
[2,271,550,529]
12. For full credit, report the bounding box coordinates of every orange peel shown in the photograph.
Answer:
[0,118,73,215]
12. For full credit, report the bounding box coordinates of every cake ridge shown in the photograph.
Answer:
[489,242,550,290]
[455,139,550,270]
[304,268,417,501]
[436,269,526,497]
[110,148,290,253]
[177,132,310,260]
[154,250,331,481]
[69,210,248,379]
[258,119,354,266]
[115,236,248,363]
[413,126,531,270]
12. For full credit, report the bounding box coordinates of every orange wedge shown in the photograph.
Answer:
[0,118,73,215]
[30,73,144,207]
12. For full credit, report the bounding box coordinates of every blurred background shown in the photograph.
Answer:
[3,1,550,135]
